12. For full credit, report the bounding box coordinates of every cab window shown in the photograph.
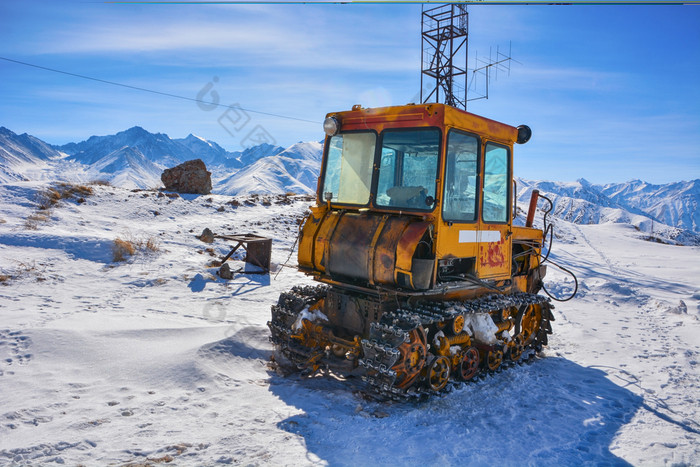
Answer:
[442,130,479,222]
[375,128,440,210]
[482,143,509,223]
[321,131,376,205]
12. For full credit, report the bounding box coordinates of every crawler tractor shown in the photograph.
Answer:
[269,103,554,398]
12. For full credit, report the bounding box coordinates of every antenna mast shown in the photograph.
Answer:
[468,43,514,103]
[420,4,469,109]
[420,5,514,110]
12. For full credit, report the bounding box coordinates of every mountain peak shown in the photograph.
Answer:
[183,133,213,147]
[121,126,151,137]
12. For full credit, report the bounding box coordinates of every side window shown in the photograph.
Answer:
[321,132,376,205]
[442,130,478,222]
[482,143,509,223]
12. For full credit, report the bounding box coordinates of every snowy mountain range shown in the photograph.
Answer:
[515,178,700,241]
[0,125,697,237]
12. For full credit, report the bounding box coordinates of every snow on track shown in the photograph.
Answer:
[0,182,698,466]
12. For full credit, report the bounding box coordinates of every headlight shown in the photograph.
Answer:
[323,116,340,136]
[516,125,532,144]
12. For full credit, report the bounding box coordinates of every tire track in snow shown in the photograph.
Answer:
[571,224,700,449]
[572,224,622,276]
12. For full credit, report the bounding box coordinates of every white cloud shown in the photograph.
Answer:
[20,5,419,73]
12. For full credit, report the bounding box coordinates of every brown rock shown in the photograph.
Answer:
[198,228,215,243]
[161,159,212,195]
[218,262,234,279]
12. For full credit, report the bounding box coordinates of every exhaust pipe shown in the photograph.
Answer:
[526,190,539,227]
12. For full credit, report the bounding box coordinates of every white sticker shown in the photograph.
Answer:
[458,230,501,243]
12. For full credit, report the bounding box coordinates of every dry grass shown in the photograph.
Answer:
[38,183,94,207]
[143,236,160,252]
[26,183,97,230]
[112,235,160,262]
[0,261,39,283]
[56,182,93,198]
[36,188,62,210]
[113,238,137,262]
[24,211,52,230]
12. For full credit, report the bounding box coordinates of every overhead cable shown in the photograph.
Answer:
[0,56,319,125]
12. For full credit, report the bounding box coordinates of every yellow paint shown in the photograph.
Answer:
[297,103,543,295]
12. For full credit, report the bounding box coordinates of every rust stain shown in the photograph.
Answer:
[480,239,506,268]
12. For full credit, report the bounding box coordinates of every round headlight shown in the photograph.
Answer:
[516,125,532,144]
[323,116,340,136]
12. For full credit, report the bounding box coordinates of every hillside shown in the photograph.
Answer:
[0,181,698,465]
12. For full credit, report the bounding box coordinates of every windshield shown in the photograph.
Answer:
[375,128,440,210]
[321,132,376,205]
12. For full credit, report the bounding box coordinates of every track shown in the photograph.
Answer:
[269,285,554,400]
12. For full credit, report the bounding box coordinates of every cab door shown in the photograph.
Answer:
[476,142,512,279]
[436,129,481,278]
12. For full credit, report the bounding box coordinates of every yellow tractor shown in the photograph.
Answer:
[269,103,554,398]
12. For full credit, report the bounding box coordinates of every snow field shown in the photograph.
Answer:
[0,182,699,466]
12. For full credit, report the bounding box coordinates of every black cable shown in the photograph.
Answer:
[534,192,578,302]
[541,258,579,302]
[539,193,554,264]
[0,56,319,125]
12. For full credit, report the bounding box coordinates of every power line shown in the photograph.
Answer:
[0,56,320,125]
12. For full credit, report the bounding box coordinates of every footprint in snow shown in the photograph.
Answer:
[0,329,33,369]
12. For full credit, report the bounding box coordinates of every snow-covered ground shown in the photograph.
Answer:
[0,182,699,466]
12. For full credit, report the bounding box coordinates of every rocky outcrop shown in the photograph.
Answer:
[161,159,212,194]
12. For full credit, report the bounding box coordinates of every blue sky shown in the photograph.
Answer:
[0,1,698,184]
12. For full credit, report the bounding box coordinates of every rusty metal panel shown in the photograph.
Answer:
[444,105,518,145]
[477,225,511,279]
[216,233,272,274]
[331,104,443,134]
[372,216,410,286]
[246,238,271,271]
[327,212,384,281]
[395,222,430,274]
[298,205,326,270]
[311,210,343,272]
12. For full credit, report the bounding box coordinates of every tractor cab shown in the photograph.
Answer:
[298,103,542,298]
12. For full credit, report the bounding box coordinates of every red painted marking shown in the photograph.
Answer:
[480,238,506,268]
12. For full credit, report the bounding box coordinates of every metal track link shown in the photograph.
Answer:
[269,285,553,401]
[357,293,553,400]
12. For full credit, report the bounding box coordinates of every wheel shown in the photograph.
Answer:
[457,346,480,381]
[485,349,503,371]
[427,356,451,392]
[392,327,428,389]
[508,334,524,361]
[449,314,465,335]
[521,304,543,345]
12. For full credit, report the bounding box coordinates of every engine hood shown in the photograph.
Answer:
[298,207,435,291]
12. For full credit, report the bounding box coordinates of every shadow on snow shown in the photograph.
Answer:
[0,233,114,263]
[188,271,270,293]
[267,357,643,466]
